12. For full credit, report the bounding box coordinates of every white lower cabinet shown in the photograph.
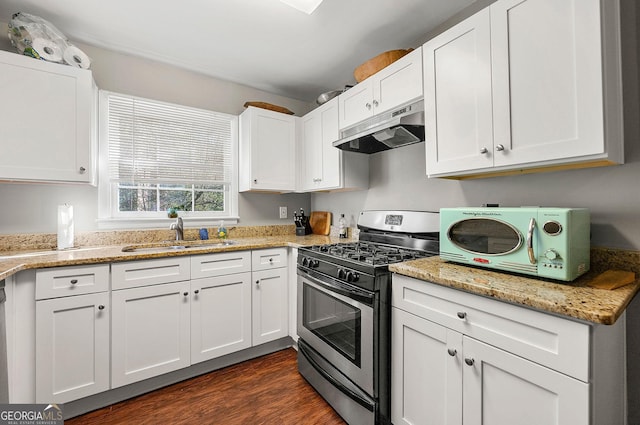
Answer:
[391,274,625,425]
[190,273,252,363]
[252,248,289,345]
[252,268,288,345]
[111,250,288,388]
[35,292,110,403]
[190,251,252,363]
[462,337,588,425]
[111,281,191,388]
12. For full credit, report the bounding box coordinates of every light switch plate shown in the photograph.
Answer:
[279,206,288,219]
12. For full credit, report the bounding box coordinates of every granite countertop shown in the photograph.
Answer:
[0,234,351,282]
[3,230,639,326]
[389,256,640,325]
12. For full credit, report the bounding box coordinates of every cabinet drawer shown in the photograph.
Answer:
[191,251,251,279]
[36,264,109,300]
[252,248,287,271]
[112,257,190,290]
[392,274,590,381]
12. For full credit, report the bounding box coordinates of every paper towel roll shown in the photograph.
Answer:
[32,37,64,62]
[63,45,91,69]
[57,204,74,250]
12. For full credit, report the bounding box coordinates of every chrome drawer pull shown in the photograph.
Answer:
[447,348,457,357]
[457,312,467,319]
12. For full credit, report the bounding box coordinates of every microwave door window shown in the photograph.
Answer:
[303,284,361,366]
[448,218,523,255]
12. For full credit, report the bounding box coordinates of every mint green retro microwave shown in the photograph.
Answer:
[439,207,590,281]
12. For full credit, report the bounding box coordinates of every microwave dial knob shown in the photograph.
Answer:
[544,249,560,261]
[346,271,359,283]
[543,221,563,235]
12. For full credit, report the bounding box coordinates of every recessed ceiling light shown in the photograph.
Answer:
[279,0,324,14]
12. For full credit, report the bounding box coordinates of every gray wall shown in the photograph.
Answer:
[0,30,311,234]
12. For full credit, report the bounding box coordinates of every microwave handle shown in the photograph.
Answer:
[527,218,537,265]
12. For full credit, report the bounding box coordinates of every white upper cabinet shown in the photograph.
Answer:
[0,50,96,184]
[239,106,297,192]
[424,0,623,178]
[299,97,369,192]
[423,9,494,175]
[339,48,423,130]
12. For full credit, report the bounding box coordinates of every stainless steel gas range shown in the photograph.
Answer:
[297,210,440,425]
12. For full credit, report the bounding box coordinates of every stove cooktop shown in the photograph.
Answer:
[304,241,434,267]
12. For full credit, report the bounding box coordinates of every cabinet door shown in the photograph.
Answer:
[318,98,341,189]
[392,308,462,425]
[241,107,296,191]
[111,281,190,388]
[300,108,323,191]
[0,51,94,183]
[35,292,109,403]
[252,268,288,345]
[463,337,589,425]
[423,9,494,176]
[191,272,252,363]
[338,79,373,130]
[491,0,605,167]
[373,48,423,116]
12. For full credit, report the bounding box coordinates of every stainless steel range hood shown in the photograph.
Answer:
[333,100,424,154]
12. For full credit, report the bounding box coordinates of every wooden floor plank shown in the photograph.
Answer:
[66,348,346,424]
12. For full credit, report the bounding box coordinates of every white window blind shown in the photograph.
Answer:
[106,94,234,185]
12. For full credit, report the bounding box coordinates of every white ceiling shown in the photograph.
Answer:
[0,0,476,102]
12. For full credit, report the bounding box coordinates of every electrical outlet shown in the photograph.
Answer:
[279,206,288,219]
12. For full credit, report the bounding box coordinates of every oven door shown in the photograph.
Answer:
[297,268,374,395]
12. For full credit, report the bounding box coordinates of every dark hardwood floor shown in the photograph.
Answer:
[66,348,346,424]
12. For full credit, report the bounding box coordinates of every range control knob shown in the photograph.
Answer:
[346,271,359,283]
[302,257,310,267]
[310,259,319,268]
[544,249,560,261]
[337,269,347,280]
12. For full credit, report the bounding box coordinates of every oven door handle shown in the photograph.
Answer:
[298,267,374,307]
[298,341,375,412]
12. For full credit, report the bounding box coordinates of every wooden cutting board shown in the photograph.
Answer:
[309,211,331,235]
[586,270,636,290]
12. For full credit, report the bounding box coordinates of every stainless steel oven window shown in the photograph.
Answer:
[302,283,361,366]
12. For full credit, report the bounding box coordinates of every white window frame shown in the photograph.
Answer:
[97,91,239,229]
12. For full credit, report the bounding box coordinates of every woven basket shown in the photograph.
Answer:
[353,49,413,83]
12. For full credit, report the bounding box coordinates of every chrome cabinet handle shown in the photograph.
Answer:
[457,312,467,320]
[79,166,86,174]
[98,305,105,310]
[269,258,274,263]
[365,102,372,110]
[253,179,258,184]
[70,279,78,285]
[495,144,505,152]
[194,289,200,294]
[527,218,537,265]
[372,100,379,107]
[464,358,475,366]
[447,348,457,357]
[256,280,260,286]
[183,292,189,296]
[480,147,488,154]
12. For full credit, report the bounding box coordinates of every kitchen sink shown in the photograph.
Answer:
[121,240,235,253]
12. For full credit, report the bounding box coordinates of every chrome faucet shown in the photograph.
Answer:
[170,217,184,241]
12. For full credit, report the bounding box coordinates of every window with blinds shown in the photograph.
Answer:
[100,91,238,218]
